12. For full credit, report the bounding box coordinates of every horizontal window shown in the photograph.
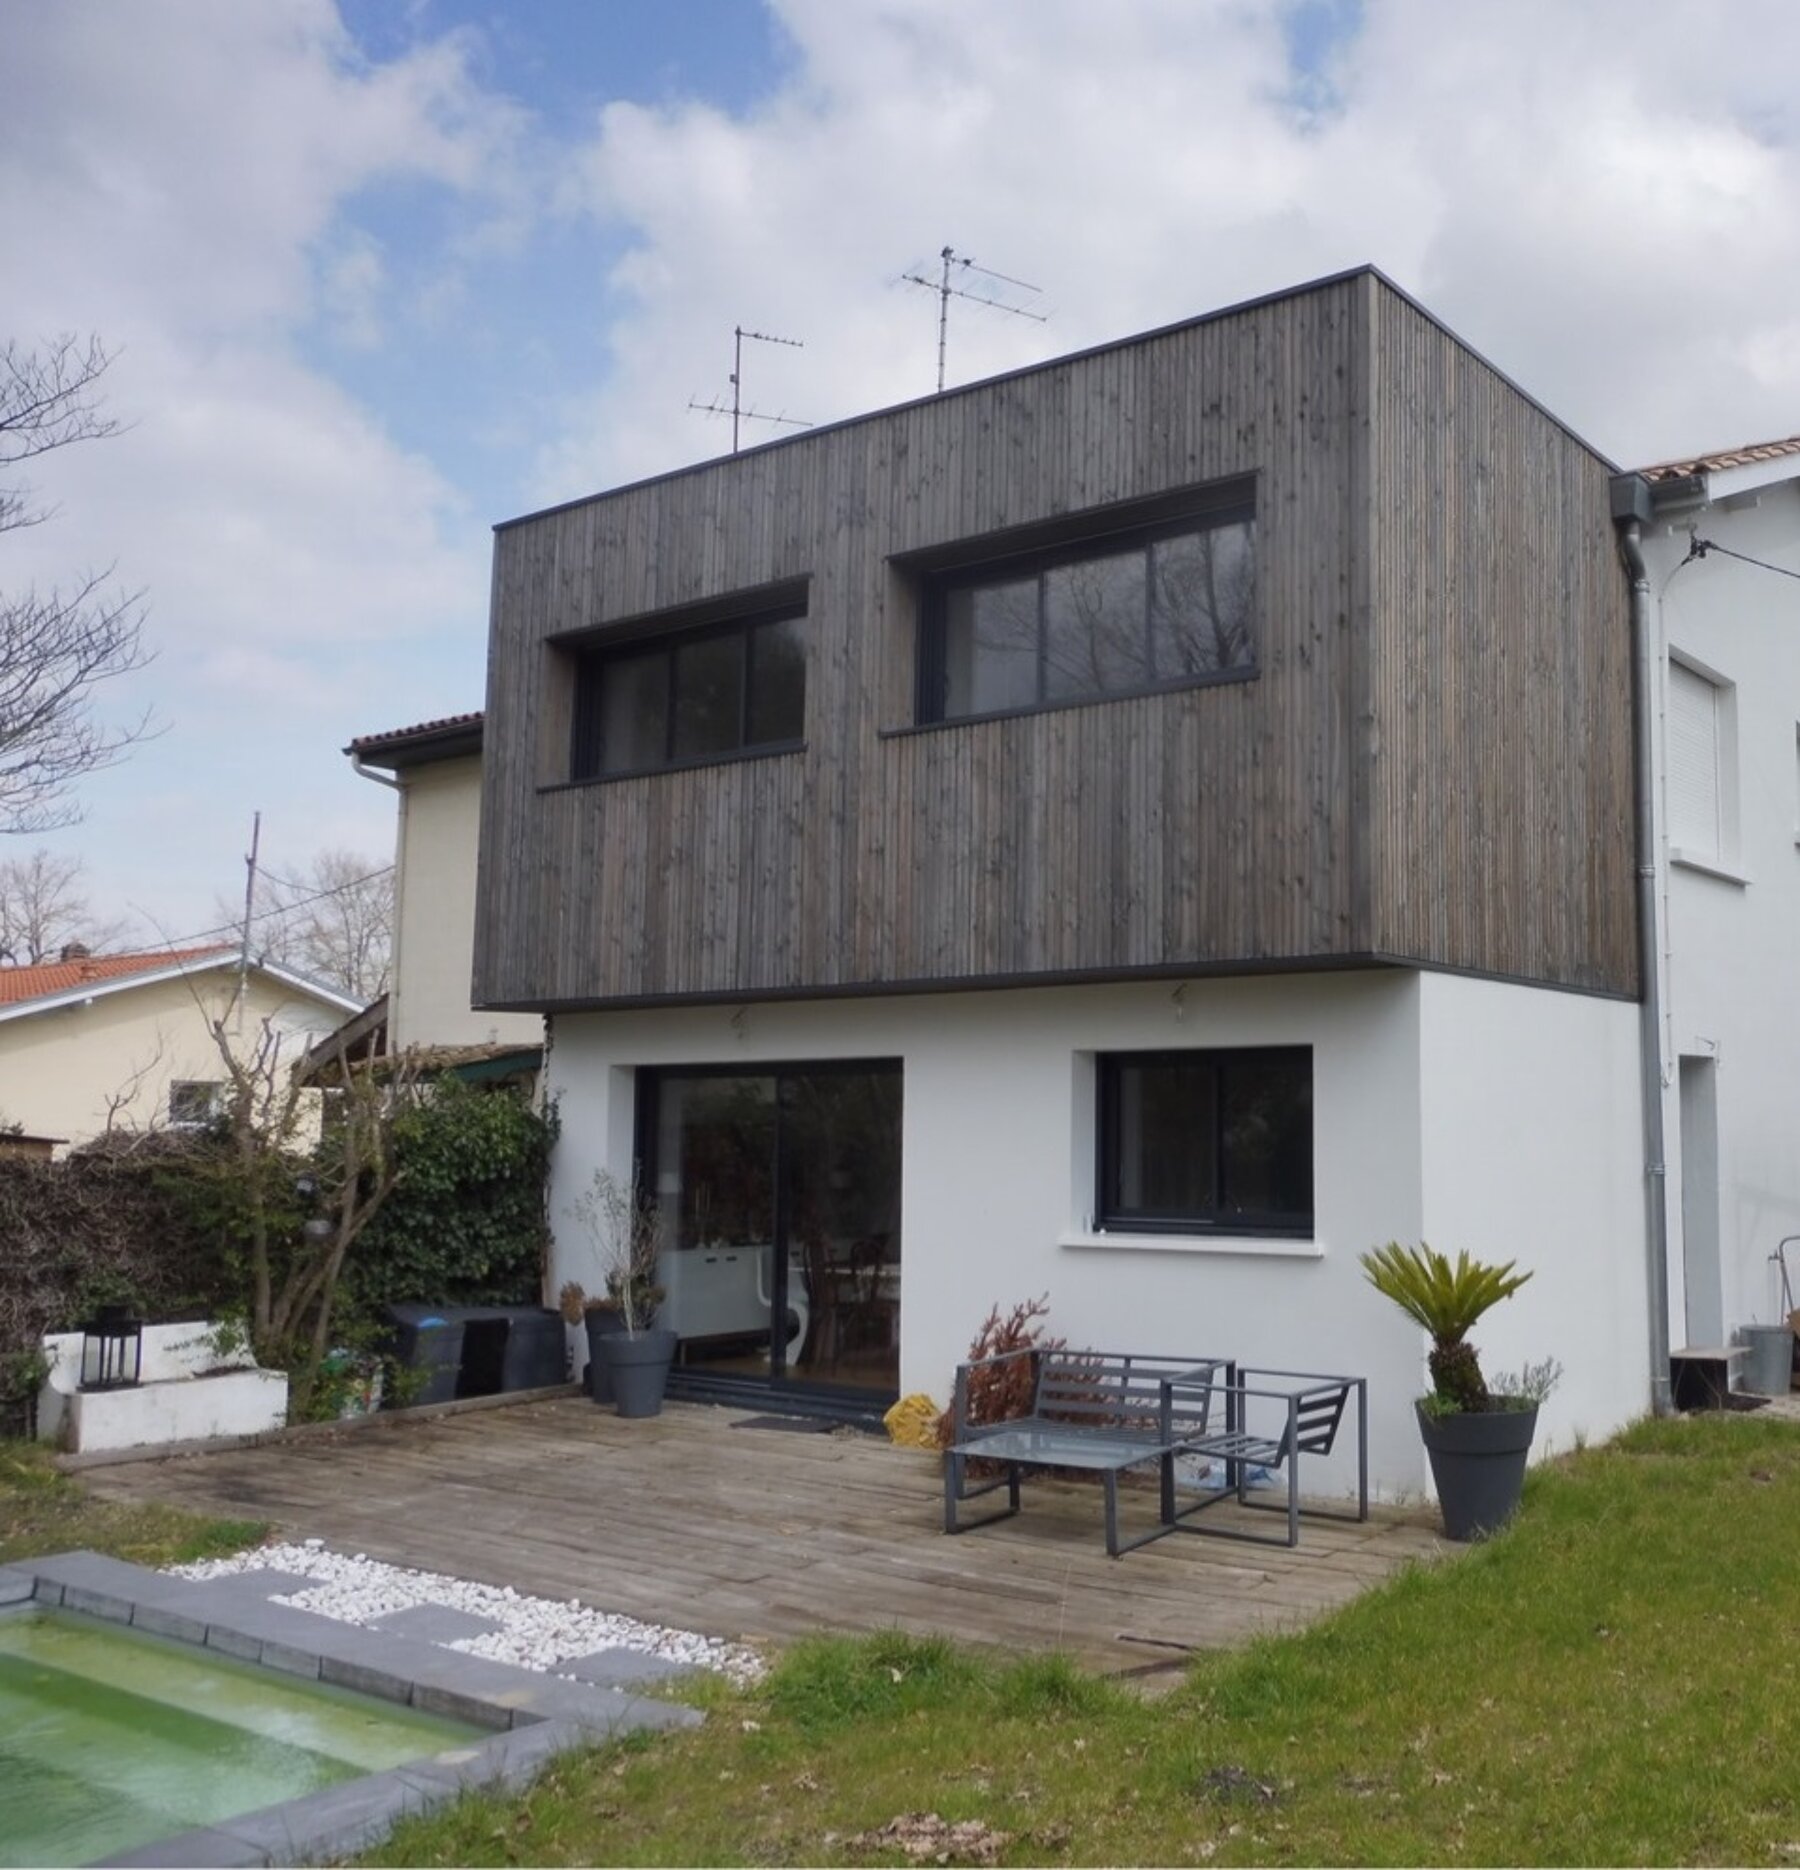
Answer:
[571,602,807,779]
[918,505,1255,723]
[1097,1047,1311,1236]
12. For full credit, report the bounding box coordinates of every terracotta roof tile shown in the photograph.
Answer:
[0,945,233,1006]
[348,711,484,754]
[1639,435,1800,482]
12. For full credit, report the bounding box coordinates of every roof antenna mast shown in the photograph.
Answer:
[688,325,810,453]
[900,245,1047,392]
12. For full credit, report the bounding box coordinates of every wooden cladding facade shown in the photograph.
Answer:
[474,268,1636,1012]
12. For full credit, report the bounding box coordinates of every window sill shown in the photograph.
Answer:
[1670,849,1749,887]
[540,741,805,791]
[881,668,1257,741]
[1058,1229,1323,1260]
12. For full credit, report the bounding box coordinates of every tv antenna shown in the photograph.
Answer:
[900,245,1047,392]
[687,324,810,452]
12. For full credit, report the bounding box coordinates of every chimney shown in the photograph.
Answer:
[59,942,92,964]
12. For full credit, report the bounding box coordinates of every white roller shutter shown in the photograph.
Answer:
[1668,661,1721,859]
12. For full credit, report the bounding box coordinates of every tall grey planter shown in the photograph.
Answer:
[598,1328,678,1419]
[583,1308,627,1405]
[1417,1400,1539,1542]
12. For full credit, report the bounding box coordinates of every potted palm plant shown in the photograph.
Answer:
[1361,1241,1556,1541]
[570,1169,674,1418]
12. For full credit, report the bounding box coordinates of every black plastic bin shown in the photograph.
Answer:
[384,1305,467,1407]
[491,1305,565,1391]
[385,1303,564,1407]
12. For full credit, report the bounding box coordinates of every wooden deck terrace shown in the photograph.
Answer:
[77,1394,1447,1681]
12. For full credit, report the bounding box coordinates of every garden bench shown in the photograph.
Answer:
[942,1348,1368,1556]
[942,1348,1231,1556]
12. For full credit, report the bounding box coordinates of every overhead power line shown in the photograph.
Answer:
[1683,536,1800,583]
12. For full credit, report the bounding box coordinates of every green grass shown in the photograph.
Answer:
[0,1439,265,1569]
[364,1414,1800,1866]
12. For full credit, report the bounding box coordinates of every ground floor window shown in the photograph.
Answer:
[1097,1046,1312,1235]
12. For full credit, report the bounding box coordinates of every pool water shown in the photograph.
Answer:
[0,1609,482,1867]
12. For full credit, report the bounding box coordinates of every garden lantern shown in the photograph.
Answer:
[79,1306,143,1391]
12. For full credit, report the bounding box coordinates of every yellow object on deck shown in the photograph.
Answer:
[883,1392,942,1450]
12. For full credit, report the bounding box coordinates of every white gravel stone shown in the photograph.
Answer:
[167,1542,762,1685]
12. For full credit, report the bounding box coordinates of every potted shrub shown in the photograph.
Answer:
[1361,1241,1558,1541]
[558,1279,630,1406]
[570,1170,674,1418]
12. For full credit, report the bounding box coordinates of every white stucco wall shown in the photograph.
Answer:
[1415,971,1649,1458]
[390,755,542,1052]
[1639,475,1800,1353]
[0,968,344,1148]
[550,971,1455,1496]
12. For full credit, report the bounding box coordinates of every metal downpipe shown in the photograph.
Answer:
[1621,515,1674,1415]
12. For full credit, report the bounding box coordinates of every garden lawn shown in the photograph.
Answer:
[366,1413,1800,1867]
[0,1440,264,1568]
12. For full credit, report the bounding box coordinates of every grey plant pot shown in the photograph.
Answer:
[1417,1399,1539,1542]
[598,1327,678,1419]
[583,1308,628,1405]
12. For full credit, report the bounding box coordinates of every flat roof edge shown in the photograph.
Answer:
[495,263,1618,536]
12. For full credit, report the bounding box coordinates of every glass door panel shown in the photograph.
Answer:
[782,1070,903,1393]
[653,1074,786,1374]
[644,1063,902,1396]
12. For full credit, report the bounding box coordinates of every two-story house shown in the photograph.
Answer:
[471,264,1772,1496]
[1617,439,1800,1394]
[345,712,542,1068]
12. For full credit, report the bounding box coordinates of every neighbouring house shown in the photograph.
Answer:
[470,262,1797,1497]
[343,713,542,1076]
[1617,438,1800,1390]
[0,945,359,1149]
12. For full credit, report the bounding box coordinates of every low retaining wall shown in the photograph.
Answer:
[37,1322,289,1453]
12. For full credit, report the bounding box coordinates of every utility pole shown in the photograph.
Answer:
[237,810,260,1034]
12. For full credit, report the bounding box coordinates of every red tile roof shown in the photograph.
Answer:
[0,945,234,1007]
[1639,435,1800,483]
[347,711,484,755]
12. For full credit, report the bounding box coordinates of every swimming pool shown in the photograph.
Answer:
[0,1610,481,1867]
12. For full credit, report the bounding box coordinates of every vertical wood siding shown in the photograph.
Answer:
[1365,291,1636,995]
[474,270,1634,1009]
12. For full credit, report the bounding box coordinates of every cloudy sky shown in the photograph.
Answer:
[4,0,1798,950]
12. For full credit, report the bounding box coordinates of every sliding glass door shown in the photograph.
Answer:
[640,1061,902,1396]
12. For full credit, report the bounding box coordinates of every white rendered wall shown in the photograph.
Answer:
[391,757,542,1052]
[1639,477,1800,1352]
[548,971,1440,1497]
[1415,971,1649,1458]
[0,971,343,1150]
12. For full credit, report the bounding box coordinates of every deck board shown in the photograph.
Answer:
[78,1396,1446,1675]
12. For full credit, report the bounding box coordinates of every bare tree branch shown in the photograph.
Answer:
[217,849,394,1002]
[0,335,155,832]
[0,847,133,964]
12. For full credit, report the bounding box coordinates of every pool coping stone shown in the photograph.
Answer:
[8,1549,701,1866]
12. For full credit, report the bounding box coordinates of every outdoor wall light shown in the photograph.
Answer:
[79,1306,143,1392]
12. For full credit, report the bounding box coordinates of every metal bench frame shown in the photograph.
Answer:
[943,1348,1231,1556]
[942,1349,1368,1556]
[1173,1366,1369,1549]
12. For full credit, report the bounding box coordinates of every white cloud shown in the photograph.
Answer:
[0,0,520,931]
[542,0,1800,510]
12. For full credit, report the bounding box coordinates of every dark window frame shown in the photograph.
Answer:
[916,498,1257,726]
[1096,1045,1312,1238]
[570,598,808,782]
